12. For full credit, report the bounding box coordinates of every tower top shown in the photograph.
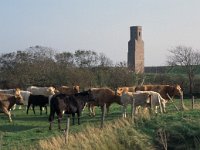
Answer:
[130,26,142,40]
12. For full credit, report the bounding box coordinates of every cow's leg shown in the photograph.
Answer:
[158,99,163,114]
[40,106,42,115]
[18,105,22,109]
[77,112,81,125]
[12,104,16,110]
[106,104,110,114]
[92,106,96,116]
[124,106,127,118]
[88,104,95,116]
[72,113,75,125]
[32,105,36,114]
[121,106,124,117]
[88,104,91,116]
[89,104,95,116]
[162,102,166,113]
[82,103,87,111]
[49,111,55,130]
[26,104,30,114]
[135,106,140,115]
[57,113,62,130]
[122,105,127,118]
[45,106,47,115]
[155,106,158,114]
[2,108,12,122]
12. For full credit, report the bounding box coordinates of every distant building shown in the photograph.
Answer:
[128,26,144,73]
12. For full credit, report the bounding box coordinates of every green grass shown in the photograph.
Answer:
[0,98,200,149]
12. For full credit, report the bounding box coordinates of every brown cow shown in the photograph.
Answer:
[57,85,80,95]
[87,88,122,116]
[0,88,24,122]
[135,84,183,100]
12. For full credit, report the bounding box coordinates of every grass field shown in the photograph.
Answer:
[0,98,200,150]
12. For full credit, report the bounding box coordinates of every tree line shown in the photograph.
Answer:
[0,45,134,89]
[0,45,200,95]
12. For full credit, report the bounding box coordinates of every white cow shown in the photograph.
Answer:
[120,91,167,118]
[120,91,151,118]
[27,86,56,96]
[135,91,167,114]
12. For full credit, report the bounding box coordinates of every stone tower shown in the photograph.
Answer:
[128,26,144,73]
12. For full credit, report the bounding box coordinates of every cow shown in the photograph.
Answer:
[27,94,49,115]
[27,86,56,96]
[49,90,94,130]
[57,85,80,95]
[135,91,167,114]
[0,89,24,122]
[0,88,23,110]
[135,84,183,101]
[120,91,152,118]
[87,88,122,116]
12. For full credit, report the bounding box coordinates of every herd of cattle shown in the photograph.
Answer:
[0,84,183,130]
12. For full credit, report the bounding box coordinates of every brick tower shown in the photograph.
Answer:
[128,26,144,73]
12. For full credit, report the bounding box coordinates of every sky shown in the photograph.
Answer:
[0,0,200,66]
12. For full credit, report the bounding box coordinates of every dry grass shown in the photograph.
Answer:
[39,118,154,150]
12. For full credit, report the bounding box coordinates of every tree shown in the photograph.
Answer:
[167,46,200,94]
[74,50,98,67]
[55,52,75,67]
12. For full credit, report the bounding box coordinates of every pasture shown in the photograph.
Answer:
[0,98,200,150]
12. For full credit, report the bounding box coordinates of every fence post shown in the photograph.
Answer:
[65,116,70,144]
[180,94,184,110]
[131,98,135,122]
[100,103,106,129]
[192,96,194,109]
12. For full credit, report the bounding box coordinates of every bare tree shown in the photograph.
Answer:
[167,46,200,94]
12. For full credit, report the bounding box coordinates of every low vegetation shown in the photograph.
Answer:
[0,98,200,150]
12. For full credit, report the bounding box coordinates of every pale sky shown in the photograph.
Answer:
[0,0,200,66]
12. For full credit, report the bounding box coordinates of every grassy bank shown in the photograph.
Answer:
[0,98,200,149]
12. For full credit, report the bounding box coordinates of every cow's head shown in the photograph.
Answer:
[115,87,125,97]
[174,84,183,97]
[116,87,129,96]
[47,87,56,95]
[14,88,24,105]
[73,85,80,93]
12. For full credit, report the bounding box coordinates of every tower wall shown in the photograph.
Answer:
[128,26,144,73]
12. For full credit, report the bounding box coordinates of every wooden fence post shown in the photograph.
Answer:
[180,94,184,110]
[65,116,70,144]
[100,103,106,129]
[192,96,194,109]
[131,98,135,122]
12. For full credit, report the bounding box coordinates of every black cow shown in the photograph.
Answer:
[49,90,94,130]
[27,94,49,115]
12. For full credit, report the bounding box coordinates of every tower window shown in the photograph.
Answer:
[139,32,141,36]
